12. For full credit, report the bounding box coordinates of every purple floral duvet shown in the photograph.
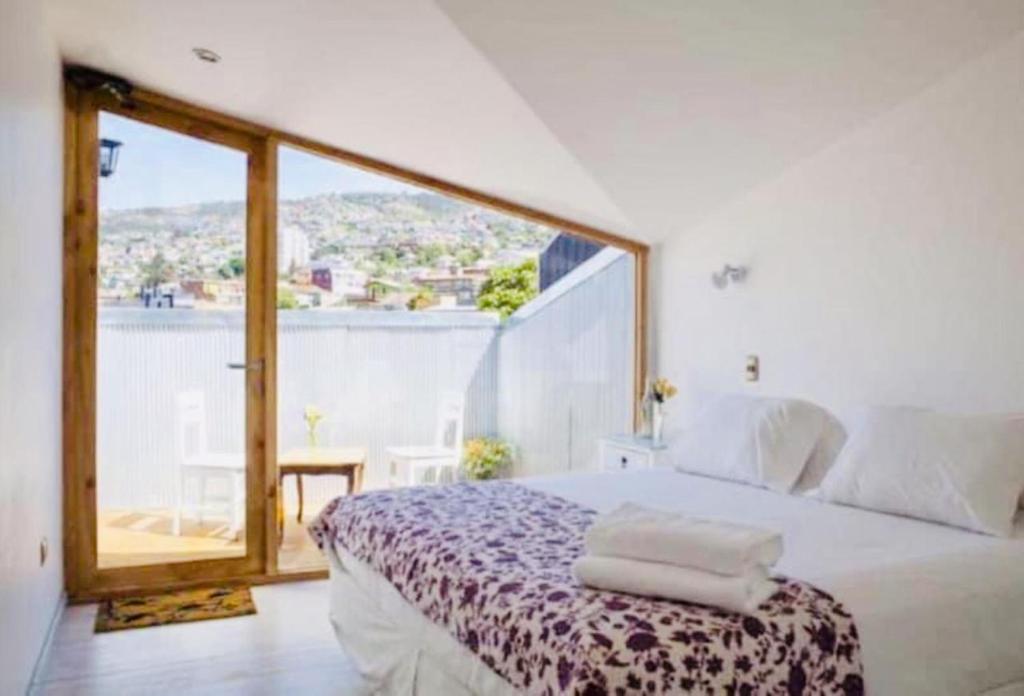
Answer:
[310,481,864,695]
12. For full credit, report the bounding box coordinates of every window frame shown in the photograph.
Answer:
[63,77,648,600]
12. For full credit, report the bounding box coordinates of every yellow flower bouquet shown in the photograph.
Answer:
[304,405,324,447]
[647,377,677,444]
[651,377,678,403]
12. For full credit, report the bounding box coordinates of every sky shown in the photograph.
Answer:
[99,112,421,211]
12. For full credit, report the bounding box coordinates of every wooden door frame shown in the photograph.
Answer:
[63,85,280,599]
[63,75,649,600]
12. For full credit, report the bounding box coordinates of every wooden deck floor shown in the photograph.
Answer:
[97,506,327,572]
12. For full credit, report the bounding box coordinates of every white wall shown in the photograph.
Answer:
[0,0,65,692]
[655,31,1024,430]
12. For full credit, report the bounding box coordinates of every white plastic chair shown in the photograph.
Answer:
[387,392,465,487]
[174,391,245,538]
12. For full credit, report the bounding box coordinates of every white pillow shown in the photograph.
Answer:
[819,407,1024,536]
[672,395,830,493]
[793,411,847,492]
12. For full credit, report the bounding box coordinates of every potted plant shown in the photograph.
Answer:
[462,438,512,480]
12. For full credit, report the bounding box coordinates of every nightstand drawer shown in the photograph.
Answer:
[601,445,650,471]
[598,435,666,472]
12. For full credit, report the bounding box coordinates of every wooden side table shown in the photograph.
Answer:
[277,446,367,541]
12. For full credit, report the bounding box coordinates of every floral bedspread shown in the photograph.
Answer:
[310,481,864,695]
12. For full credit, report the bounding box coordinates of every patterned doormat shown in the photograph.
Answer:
[94,585,256,632]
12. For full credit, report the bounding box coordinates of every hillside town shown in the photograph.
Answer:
[98,191,564,311]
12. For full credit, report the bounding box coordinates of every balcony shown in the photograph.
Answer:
[96,248,635,571]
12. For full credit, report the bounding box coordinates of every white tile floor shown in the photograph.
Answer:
[32,581,369,695]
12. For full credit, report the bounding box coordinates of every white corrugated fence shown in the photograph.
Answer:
[96,251,634,512]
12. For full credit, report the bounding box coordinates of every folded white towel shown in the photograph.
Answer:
[573,555,776,615]
[584,503,783,576]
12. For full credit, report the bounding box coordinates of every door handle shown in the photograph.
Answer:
[227,359,264,371]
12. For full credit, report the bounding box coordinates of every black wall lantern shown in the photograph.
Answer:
[99,138,122,178]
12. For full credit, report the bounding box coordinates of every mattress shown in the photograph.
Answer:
[325,468,1024,695]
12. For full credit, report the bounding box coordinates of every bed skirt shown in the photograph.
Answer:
[327,543,518,695]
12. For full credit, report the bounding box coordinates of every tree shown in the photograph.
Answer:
[374,247,398,266]
[218,256,244,279]
[142,251,173,286]
[367,280,391,300]
[455,245,483,268]
[476,258,538,319]
[415,243,446,267]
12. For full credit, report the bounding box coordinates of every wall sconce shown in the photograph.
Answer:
[99,139,122,178]
[711,264,747,289]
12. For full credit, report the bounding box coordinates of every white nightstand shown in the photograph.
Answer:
[598,434,668,472]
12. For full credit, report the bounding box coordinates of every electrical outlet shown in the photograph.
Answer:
[745,355,760,382]
[39,537,48,567]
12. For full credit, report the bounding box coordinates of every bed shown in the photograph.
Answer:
[315,468,1024,695]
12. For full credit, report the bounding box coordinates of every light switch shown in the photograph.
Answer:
[745,355,760,382]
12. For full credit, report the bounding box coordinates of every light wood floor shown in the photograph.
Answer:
[32,581,368,695]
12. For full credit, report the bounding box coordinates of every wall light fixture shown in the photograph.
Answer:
[711,264,748,289]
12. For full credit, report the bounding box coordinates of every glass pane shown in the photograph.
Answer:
[96,112,248,569]
[275,145,635,572]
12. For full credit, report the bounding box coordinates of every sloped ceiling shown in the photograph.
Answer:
[45,0,1024,243]
[437,0,1024,240]
[42,0,636,238]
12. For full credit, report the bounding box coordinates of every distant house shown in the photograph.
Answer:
[348,278,405,308]
[461,264,492,281]
[290,284,327,308]
[310,263,333,292]
[539,233,603,291]
[333,268,369,298]
[414,269,481,307]
[180,279,211,302]
[184,279,244,307]
[278,225,311,273]
[310,262,367,297]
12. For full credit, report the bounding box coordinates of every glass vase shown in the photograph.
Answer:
[651,402,664,445]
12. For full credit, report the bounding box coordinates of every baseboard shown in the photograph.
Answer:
[27,590,67,694]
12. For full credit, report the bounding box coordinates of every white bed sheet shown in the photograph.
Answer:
[326,468,1024,695]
